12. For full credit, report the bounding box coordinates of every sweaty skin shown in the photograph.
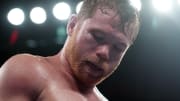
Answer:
[0,54,107,101]
[0,8,130,101]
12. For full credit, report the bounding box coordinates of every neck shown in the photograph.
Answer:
[59,39,97,93]
[58,49,72,75]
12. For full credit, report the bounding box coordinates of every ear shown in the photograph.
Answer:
[67,14,78,36]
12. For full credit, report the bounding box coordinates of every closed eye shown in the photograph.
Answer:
[93,33,104,42]
[90,30,105,43]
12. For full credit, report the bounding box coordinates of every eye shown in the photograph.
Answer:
[91,32,104,43]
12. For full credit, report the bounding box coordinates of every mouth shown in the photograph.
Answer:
[85,61,104,78]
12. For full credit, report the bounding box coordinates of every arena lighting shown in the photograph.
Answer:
[76,1,83,14]
[178,0,180,5]
[152,0,173,13]
[53,2,71,21]
[30,7,47,24]
[26,40,37,48]
[130,0,142,11]
[7,8,25,26]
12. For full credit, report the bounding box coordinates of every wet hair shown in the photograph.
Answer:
[77,0,140,44]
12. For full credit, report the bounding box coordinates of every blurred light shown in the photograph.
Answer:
[9,30,19,45]
[152,17,158,30]
[7,8,25,26]
[30,7,47,24]
[152,0,173,13]
[26,40,37,48]
[53,2,71,21]
[76,1,83,14]
[130,0,142,11]
[56,26,67,44]
[178,0,180,5]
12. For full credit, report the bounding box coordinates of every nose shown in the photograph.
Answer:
[96,45,110,61]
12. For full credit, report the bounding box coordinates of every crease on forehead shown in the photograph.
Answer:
[92,8,122,32]
[84,17,131,45]
[92,7,128,36]
[91,8,134,44]
[80,7,132,45]
[92,7,130,36]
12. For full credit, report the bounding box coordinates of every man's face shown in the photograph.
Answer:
[66,8,131,87]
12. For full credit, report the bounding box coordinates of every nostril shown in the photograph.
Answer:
[97,53,107,61]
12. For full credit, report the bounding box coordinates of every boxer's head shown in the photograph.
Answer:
[77,0,140,43]
[65,0,140,87]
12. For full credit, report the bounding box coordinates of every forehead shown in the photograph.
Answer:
[81,8,130,44]
[92,8,120,30]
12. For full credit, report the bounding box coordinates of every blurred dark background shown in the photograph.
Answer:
[1,0,180,101]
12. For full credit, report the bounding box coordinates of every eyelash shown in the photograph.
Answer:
[91,33,104,43]
[90,31,127,52]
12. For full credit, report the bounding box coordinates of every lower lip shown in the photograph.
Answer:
[85,62,103,79]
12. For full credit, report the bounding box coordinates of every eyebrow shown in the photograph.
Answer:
[89,28,110,37]
[89,28,128,46]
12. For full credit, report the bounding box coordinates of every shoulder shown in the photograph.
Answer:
[0,53,45,81]
[0,53,46,94]
[1,53,39,70]
[2,53,40,67]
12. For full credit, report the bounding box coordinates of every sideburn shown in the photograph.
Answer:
[65,25,82,72]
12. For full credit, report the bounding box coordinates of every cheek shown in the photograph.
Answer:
[77,34,97,55]
[110,46,128,62]
[109,52,123,63]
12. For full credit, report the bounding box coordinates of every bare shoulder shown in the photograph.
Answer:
[0,53,46,100]
[1,53,40,69]
[0,53,47,88]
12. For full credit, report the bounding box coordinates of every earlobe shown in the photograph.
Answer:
[67,14,78,36]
